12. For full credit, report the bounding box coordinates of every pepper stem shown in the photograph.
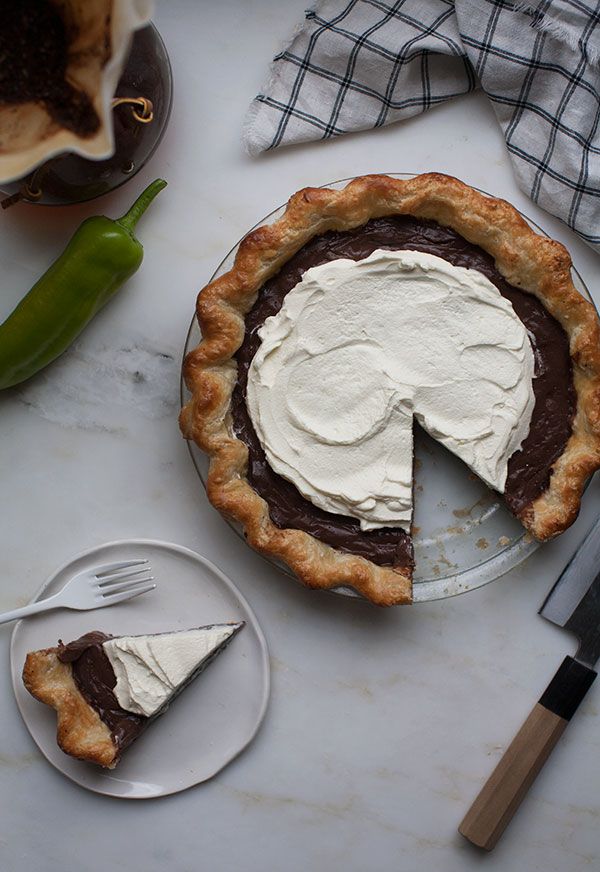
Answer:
[116,179,167,233]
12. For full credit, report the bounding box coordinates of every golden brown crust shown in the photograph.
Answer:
[23,647,118,769]
[180,173,600,604]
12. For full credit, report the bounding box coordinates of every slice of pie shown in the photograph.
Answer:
[180,173,600,606]
[22,623,244,768]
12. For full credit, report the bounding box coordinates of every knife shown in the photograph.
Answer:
[459,517,600,851]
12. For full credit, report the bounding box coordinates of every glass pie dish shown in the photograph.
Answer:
[180,174,596,603]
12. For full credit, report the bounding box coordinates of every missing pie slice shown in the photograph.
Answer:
[22,623,244,768]
[180,174,600,606]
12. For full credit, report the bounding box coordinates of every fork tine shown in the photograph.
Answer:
[99,577,155,597]
[94,559,149,579]
[96,567,153,587]
[99,583,156,606]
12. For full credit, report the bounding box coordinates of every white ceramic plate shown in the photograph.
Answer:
[11,539,270,799]
[180,174,596,603]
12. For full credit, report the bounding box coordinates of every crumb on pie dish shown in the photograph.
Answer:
[180,174,600,607]
[22,624,244,768]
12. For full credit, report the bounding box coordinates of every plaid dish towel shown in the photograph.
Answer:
[244,0,600,252]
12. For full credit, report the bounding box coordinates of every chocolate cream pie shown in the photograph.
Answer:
[180,174,600,606]
[23,623,244,768]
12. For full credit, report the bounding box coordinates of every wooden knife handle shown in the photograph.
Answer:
[459,656,596,851]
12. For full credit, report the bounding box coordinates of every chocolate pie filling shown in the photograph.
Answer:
[231,216,575,569]
[58,632,146,751]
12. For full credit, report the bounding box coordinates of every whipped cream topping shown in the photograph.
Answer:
[103,625,240,717]
[247,249,536,531]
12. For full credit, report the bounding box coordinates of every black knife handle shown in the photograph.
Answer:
[459,656,596,850]
[539,656,597,720]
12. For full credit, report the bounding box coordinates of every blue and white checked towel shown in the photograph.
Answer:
[244,0,600,251]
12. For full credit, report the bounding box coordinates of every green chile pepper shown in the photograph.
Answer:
[0,178,167,390]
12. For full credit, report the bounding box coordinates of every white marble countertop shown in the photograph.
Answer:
[1,2,599,870]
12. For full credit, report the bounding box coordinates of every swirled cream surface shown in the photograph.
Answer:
[104,625,240,717]
[246,249,536,531]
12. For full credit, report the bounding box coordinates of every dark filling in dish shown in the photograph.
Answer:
[231,216,576,570]
[58,632,146,752]
[0,0,100,137]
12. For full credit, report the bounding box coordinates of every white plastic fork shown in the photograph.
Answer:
[0,559,155,625]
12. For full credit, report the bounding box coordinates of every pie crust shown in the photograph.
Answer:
[180,174,600,606]
[23,647,118,768]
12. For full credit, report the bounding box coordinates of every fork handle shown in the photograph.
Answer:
[0,593,62,625]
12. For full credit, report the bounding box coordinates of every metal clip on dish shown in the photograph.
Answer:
[111,96,154,124]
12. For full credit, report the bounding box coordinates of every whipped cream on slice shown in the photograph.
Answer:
[103,624,242,717]
[247,249,536,531]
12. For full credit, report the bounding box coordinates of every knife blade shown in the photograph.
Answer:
[540,517,600,668]
[459,516,600,851]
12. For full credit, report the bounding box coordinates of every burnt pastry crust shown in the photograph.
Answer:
[23,646,118,769]
[180,174,600,606]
